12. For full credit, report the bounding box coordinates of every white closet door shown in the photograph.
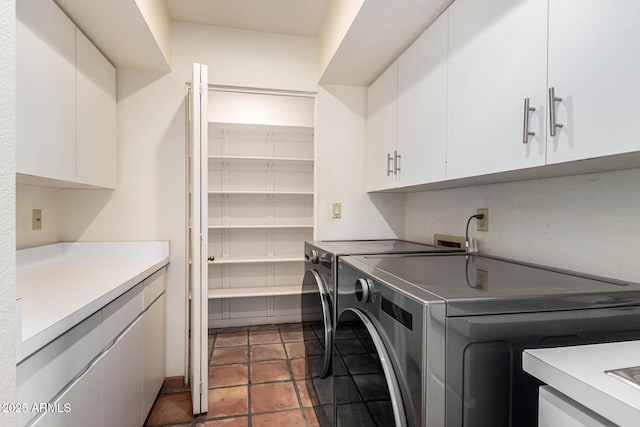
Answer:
[447,0,548,179]
[189,63,209,414]
[547,0,640,163]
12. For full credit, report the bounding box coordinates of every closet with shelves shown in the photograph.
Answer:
[204,97,315,326]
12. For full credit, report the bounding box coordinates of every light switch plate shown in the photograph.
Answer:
[332,202,342,219]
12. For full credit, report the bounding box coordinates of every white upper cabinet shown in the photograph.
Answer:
[17,0,116,188]
[76,30,117,188]
[17,0,77,183]
[397,10,448,187]
[446,0,548,179]
[547,0,640,164]
[366,61,398,192]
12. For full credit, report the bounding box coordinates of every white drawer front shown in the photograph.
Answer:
[102,284,143,347]
[143,268,166,310]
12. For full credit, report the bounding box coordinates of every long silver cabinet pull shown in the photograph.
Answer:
[394,150,401,174]
[548,87,564,137]
[522,98,536,144]
[387,153,393,176]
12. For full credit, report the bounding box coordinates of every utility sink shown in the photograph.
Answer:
[606,366,640,389]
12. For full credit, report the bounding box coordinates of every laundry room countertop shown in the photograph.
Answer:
[16,241,169,362]
[523,340,640,425]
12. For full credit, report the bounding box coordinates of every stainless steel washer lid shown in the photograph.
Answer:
[344,254,640,316]
[306,239,462,256]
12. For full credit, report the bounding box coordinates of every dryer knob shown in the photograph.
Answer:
[355,278,373,303]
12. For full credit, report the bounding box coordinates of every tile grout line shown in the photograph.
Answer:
[281,325,312,427]
[246,328,253,427]
[205,325,313,426]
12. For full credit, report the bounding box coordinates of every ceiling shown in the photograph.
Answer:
[163,0,331,38]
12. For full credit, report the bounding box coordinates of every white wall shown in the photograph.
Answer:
[16,185,62,249]
[404,168,640,282]
[317,0,365,79]
[0,0,16,423]
[172,23,317,92]
[315,85,403,239]
[134,0,171,66]
[60,22,317,377]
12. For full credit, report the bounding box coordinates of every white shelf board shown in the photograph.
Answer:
[209,257,303,265]
[208,285,313,299]
[208,224,313,230]
[209,155,313,164]
[208,190,313,196]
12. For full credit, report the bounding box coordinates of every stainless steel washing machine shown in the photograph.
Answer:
[301,240,463,427]
[337,253,640,427]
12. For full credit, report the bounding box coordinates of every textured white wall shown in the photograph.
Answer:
[404,168,640,281]
[0,0,16,422]
[60,23,317,377]
[315,85,403,240]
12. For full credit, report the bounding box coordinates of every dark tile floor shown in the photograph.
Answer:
[144,323,320,427]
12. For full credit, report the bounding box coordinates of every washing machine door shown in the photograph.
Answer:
[301,268,332,379]
[334,308,407,427]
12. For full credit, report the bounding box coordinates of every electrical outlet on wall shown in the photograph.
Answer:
[32,209,42,231]
[477,208,488,231]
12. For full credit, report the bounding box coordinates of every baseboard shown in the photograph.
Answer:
[208,314,302,329]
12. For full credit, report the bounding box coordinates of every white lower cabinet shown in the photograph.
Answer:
[17,269,166,427]
[538,386,615,427]
[16,313,102,427]
[103,317,144,427]
[143,295,165,417]
[31,359,103,427]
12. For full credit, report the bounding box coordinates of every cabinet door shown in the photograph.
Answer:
[397,11,448,187]
[31,359,103,427]
[142,295,165,419]
[538,386,614,427]
[76,29,117,188]
[103,318,143,427]
[16,0,76,182]
[547,0,640,164]
[447,0,547,179]
[366,62,397,192]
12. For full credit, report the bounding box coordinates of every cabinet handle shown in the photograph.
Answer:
[522,98,536,144]
[387,153,393,176]
[548,87,564,137]
[394,150,401,174]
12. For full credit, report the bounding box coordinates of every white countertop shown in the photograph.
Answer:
[16,242,169,363]
[523,341,640,426]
